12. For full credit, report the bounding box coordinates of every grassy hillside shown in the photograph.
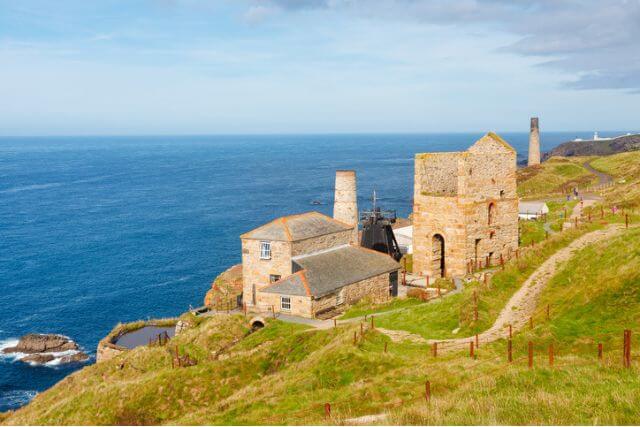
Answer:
[3,153,640,425]
[4,222,639,425]
[392,226,640,424]
[590,151,640,208]
[517,157,597,198]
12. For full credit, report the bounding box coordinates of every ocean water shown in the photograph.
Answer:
[0,131,608,411]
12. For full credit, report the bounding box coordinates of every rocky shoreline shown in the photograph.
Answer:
[1,334,89,366]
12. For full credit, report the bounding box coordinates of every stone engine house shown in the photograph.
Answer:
[412,132,519,279]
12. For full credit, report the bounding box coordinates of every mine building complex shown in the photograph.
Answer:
[239,132,520,319]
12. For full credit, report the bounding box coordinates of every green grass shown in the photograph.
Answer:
[339,297,424,320]
[5,224,640,426]
[519,218,545,246]
[518,157,597,198]
[589,151,640,179]
[371,224,603,340]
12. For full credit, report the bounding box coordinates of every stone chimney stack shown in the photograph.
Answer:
[528,117,541,166]
[333,170,359,244]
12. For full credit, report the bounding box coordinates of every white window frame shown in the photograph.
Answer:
[260,241,271,260]
[281,296,291,311]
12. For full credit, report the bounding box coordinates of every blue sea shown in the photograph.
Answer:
[0,131,618,411]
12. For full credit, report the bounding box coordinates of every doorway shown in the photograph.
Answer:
[432,234,445,279]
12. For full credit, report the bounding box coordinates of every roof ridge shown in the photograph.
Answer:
[310,211,354,229]
[299,271,312,297]
[281,217,293,241]
[259,270,306,292]
[239,217,281,239]
[349,243,401,262]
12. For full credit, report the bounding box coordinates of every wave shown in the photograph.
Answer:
[0,182,63,194]
[0,390,38,409]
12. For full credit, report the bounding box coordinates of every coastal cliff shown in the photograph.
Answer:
[544,133,640,159]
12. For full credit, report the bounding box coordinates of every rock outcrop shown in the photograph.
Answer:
[1,334,89,365]
[204,264,243,308]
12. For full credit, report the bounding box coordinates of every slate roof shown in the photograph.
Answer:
[260,245,400,298]
[519,201,549,214]
[241,212,353,242]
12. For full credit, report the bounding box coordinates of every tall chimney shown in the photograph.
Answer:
[333,170,358,244]
[528,117,541,166]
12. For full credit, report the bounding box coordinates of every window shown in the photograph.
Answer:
[281,296,291,311]
[269,274,281,283]
[488,203,496,225]
[260,241,271,260]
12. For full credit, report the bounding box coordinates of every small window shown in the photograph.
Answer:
[281,296,291,311]
[260,241,271,260]
[488,203,496,225]
[269,274,281,283]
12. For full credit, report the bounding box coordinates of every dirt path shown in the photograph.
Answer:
[423,225,623,352]
[583,160,613,186]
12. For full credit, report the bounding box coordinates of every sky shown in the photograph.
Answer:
[0,0,639,135]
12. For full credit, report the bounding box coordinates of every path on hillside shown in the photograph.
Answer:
[425,225,624,352]
[583,160,613,186]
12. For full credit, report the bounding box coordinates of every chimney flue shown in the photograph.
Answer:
[333,170,358,244]
[528,117,541,166]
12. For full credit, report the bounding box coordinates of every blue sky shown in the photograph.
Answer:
[0,0,638,135]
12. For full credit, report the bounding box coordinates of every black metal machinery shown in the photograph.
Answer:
[359,191,403,262]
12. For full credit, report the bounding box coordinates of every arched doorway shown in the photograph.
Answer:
[432,234,445,279]
[488,202,496,225]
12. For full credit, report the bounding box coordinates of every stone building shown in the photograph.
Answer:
[412,132,519,279]
[240,211,399,318]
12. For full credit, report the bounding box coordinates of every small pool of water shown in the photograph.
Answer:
[114,326,175,349]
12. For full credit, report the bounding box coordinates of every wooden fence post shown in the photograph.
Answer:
[509,324,512,339]
[426,275,430,287]
[425,380,431,403]
[384,342,388,353]
[432,342,437,358]
[371,315,374,329]
[598,343,603,361]
[360,322,364,337]
[475,334,479,349]
[548,343,554,367]
[546,304,550,320]
[528,341,534,368]
[623,330,632,368]
[470,341,475,358]
[530,317,534,329]
[333,319,337,328]
[626,214,629,229]
[508,339,512,363]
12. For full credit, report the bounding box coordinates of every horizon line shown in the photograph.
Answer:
[1,129,637,139]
